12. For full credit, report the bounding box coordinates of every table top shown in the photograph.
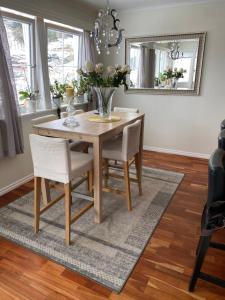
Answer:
[33,111,145,138]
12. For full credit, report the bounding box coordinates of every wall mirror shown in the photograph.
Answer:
[125,32,206,95]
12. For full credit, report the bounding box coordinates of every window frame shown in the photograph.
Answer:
[2,11,36,101]
[45,21,82,85]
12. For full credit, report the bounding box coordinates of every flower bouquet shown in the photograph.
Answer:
[77,61,131,118]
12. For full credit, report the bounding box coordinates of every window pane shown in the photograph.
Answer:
[48,27,79,84]
[4,18,32,102]
[48,29,63,66]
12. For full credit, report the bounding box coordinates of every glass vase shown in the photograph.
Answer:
[94,87,116,119]
[65,96,78,127]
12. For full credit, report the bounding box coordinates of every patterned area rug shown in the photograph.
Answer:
[0,166,183,292]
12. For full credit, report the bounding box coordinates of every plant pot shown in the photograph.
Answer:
[94,87,116,119]
[25,99,37,113]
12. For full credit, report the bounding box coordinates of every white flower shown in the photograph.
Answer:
[107,65,116,75]
[121,65,131,74]
[95,63,104,73]
[115,64,122,70]
[85,61,94,73]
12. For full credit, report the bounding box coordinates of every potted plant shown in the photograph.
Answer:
[19,89,39,113]
[71,78,89,103]
[77,62,131,118]
[50,80,67,117]
[172,68,187,89]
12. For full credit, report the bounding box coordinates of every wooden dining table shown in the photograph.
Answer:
[33,110,145,224]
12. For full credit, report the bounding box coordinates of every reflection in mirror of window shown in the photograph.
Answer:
[126,33,205,95]
[47,28,80,84]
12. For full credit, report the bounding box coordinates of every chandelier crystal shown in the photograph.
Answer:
[90,0,125,55]
[168,41,183,60]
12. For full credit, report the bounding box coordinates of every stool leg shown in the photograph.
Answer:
[88,169,93,193]
[104,159,109,187]
[64,182,71,245]
[135,153,142,196]
[189,234,211,292]
[124,161,132,211]
[34,177,41,234]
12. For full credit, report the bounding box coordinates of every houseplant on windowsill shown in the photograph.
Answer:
[50,80,67,118]
[77,62,131,119]
[19,90,39,113]
[71,78,89,103]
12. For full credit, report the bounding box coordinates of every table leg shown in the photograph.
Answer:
[93,137,102,223]
[139,116,145,177]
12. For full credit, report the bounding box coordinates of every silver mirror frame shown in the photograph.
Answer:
[125,32,206,96]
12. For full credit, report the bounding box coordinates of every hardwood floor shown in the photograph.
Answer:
[0,150,225,300]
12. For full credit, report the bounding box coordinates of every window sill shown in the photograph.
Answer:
[20,101,89,119]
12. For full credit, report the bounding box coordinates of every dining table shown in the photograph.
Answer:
[32,110,145,224]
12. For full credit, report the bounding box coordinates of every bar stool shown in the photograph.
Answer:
[29,134,93,245]
[189,148,225,291]
[102,120,142,211]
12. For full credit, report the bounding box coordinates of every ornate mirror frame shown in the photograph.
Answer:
[125,32,206,96]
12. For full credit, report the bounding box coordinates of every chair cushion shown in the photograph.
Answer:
[102,137,123,161]
[70,151,93,178]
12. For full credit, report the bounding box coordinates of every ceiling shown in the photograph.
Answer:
[78,0,223,11]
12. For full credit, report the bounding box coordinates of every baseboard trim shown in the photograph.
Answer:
[0,173,33,197]
[143,145,210,159]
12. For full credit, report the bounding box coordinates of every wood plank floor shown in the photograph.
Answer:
[0,150,225,300]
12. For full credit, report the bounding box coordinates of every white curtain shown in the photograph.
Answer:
[79,30,96,69]
[35,17,51,109]
[79,30,97,109]
[0,11,24,159]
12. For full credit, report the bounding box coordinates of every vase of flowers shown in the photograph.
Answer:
[77,62,131,119]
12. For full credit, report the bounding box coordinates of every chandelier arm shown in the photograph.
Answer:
[108,29,124,48]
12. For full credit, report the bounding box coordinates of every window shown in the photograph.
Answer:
[130,46,140,87]
[3,13,35,103]
[47,25,81,85]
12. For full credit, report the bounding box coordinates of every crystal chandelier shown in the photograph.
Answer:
[168,41,183,60]
[90,0,125,55]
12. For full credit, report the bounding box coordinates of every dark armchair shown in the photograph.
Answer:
[189,148,225,291]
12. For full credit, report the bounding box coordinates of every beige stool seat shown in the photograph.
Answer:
[29,134,94,245]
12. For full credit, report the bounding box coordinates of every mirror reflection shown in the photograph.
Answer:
[125,33,205,94]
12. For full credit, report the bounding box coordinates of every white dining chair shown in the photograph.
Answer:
[114,107,139,113]
[32,113,87,153]
[102,120,142,211]
[29,134,93,245]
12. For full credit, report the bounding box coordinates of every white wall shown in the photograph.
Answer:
[0,0,96,194]
[102,1,225,158]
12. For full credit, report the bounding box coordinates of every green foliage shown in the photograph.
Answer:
[19,90,38,101]
[71,78,89,96]
[50,80,67,98]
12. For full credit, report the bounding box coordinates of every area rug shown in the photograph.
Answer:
[0,166,183,292]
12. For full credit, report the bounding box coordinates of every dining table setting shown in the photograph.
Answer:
[32,110,145,224]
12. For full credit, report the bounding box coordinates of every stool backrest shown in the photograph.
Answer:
[114,107,139,113]
[122,120,141,161]
[29,134,71,183]
[31,114,57,125]
[60,109,84,119]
